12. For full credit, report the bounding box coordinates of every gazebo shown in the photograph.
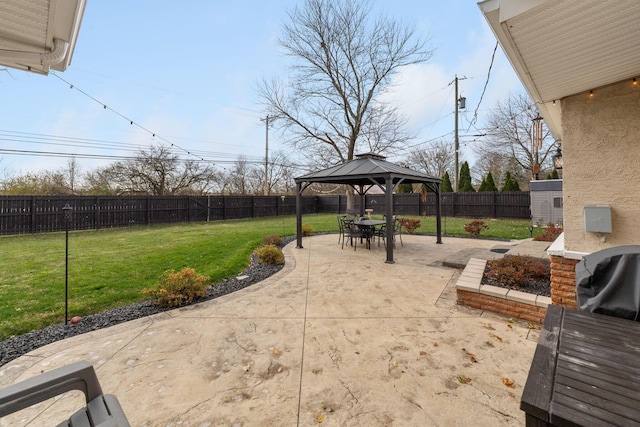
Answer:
[294,153,442,263]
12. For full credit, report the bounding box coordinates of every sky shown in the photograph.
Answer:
[0,0,524,178]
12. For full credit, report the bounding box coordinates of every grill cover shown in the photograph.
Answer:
[576,245,640,321]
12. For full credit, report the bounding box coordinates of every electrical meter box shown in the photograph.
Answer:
[584,205,612,233]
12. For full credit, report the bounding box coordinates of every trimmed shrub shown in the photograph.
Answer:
[534,226,563,242]
[256,244,284,265]
[464,220,488,237]
[399,218,421,234]
[485,255,550,289]
[263,234,283,246]
[302,223,313,236]
[143,267,209,308]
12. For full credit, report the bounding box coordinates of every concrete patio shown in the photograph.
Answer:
[0,234,540,426]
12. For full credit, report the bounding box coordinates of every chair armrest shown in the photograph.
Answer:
[0,360,103,417]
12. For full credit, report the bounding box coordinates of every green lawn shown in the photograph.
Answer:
[0,214,543,339]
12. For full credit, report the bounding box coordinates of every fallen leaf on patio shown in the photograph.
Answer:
[527,323,536,329]
[502,378,515,388]
[462,348,477,362]
[489,333,503,342]
[419,351,427,356]
[315,413,326,423]
[392,360,398,367]
[507,324,513,329]
[457,376,472,384]
[508,318,517,323]
[273,348,280,355]
[482,324,496,330]
[433,342,438,347]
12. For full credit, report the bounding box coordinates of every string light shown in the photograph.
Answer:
[51,72,214,164]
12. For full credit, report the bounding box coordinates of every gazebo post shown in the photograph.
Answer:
[296,182,303,249]
[385,176,394,264]
[358,185,365,218]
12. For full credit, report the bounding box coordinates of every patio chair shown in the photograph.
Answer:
[0,360,130,427]
[382,215,404,248]
[342,219,368,250]
[393,217,404,247]
[373,223,387,248]
[337,215,347,245]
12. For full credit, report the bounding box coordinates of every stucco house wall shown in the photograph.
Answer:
[561,80,640,254]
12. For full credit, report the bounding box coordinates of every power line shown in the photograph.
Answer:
[0,147,272,166]
[468,41,499,132]
[0,129,266,163]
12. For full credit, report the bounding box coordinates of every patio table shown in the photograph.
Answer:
[353,219,385,248]
[521,304,640,426]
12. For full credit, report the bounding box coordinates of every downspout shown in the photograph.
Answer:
[0,38,69,66]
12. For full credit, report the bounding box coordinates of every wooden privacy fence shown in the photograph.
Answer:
[0,192,530,235]
[320,192,531,219]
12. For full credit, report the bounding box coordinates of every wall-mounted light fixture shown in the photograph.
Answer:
[589,90,594,98]
[633,78,638,86]
[552,145,563,170]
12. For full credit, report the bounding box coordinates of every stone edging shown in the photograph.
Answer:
[456,258,552,323]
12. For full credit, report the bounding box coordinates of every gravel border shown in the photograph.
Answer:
[0,237,294,367]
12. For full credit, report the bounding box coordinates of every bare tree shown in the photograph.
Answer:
[407,139,455,179]
[250,151,297,195]
[472,151,526,189]
[225,156,254,195]
[61,157,80,194]
[100,145,216,195]
[475,92,556,183]
[259,0,432,170]
[84,167,119,195]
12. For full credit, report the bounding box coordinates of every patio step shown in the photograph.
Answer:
[442,248,494,269]
[443,240,550,269]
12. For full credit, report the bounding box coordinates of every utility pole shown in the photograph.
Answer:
[453,76,466,192]
[261,115,273,195]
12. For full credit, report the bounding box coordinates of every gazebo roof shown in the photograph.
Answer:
[294,153,441,187]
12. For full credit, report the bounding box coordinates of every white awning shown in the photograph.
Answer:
[478,0,640,139]
[0,0,86,74]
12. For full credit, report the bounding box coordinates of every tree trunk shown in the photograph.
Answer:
[345,187,356,214]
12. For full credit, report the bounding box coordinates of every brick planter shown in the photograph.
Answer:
[456,258,552,324]
[549,255,578,309]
